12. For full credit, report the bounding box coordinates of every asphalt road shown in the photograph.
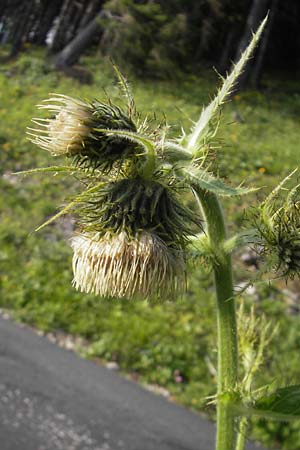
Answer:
[0,316,264,450]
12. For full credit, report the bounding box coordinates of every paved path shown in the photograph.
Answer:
[0,317,264,450]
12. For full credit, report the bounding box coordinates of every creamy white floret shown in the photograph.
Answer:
[71,231,185,299]
[28,94,92,155]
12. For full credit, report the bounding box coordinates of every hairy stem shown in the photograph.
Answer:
[195,189,238,450]
[235,418,248,450]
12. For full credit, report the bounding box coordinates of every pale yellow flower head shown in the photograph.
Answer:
[71,231,185,300]
[28,94,92,155]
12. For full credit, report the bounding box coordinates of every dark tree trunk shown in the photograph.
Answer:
[0,1,8,21]
[49,0,73,52]
[49,0,103,53]
[194,17,214,61]
[78,0,103,30]
[235,0,270,89]
[10,0,34,56]
[54,10,108,69]
[33,0,62,45]
[66,1,88,42]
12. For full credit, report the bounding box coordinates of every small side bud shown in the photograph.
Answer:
[252,175,300,279]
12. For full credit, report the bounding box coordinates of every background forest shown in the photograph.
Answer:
[0,1,300,449]
[1,0,300,83]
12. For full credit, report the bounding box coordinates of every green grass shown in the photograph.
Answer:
[1,48,300,449]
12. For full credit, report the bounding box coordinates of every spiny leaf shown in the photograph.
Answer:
[223,229,260,253]
[186,15,268,152]
[235,385,300,421]
[93,128,156,155]
[264,168,298,206]
[13,166,84,176]
[94,127,157,177]
[183,166,257,197]
[256,385,300,416]
[262,168,298,223]
[112,62,136,117]
[188,233,216,265]
[163,141,193,162]
[287,182,300,206]
[35,181,105,232]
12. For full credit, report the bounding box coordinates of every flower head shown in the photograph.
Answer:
[28,94,137,171]
[28,94,93,155]
[71,231,185,299]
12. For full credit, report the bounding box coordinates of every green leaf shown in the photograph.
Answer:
[223,229,260,253]
[111,62,136,117]
[185,15,268,152]
[264,168,298,206]
[255,386,300,418]
[261,168,298,223]
[163,141,193,162]
[183,166,257,197]
[35,180,105,232]
[236,386,300,421]
[35,200,78,232]
[13,166,82,175]
[94,128,157,177]
[93,128,155,155]
[287,182,300,207]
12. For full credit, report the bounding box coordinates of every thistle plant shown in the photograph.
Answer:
[19,15,300,450]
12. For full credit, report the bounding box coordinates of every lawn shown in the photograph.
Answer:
[1,48,300,449]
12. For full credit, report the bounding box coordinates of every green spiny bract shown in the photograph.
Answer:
[254,181,300,279]
[73,101,138,172]
[75,177,200,248]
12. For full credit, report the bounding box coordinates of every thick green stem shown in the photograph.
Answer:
[196,189,238,450]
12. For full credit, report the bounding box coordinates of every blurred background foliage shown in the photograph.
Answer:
[0,0,299,82]
[0,1,300,449]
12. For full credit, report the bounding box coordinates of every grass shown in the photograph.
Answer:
[1,47,300,449]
